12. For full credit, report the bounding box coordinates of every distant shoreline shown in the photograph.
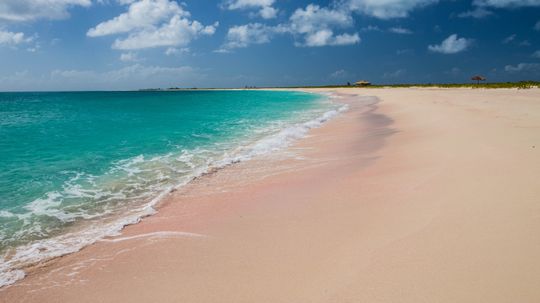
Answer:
[1,81,538,93]
[146,80,540,91]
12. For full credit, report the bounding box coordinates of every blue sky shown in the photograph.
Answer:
[0,0,539,90]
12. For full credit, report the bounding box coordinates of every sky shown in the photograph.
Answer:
[0,0,539,91]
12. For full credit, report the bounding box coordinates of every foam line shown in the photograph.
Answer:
[98,231,206,243]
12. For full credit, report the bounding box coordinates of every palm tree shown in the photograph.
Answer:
[471,75,486,85]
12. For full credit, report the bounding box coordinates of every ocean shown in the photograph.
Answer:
[0,90,345,286]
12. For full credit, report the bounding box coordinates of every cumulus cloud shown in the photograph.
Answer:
[532,50,540,58]
[428,34,472,54]
[504,63,540,72]
[288,4,360,47]
[345,0,438,19]
[388,26,413,34]
[289,4,353,32]
[219,4,360,51]
[222,0,440,21]
[0,0,91,22]
[218,0,439,50]
[112,17,217,50]
[301,29,360,47]
[88,0,217,50]
[87,0,185,37]
[223,0,278,19]
[219,23,276,51]
[0,30,33,46]
[534,20,540,31]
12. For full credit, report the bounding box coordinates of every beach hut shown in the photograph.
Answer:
[354,80,371,86]
[471,75,486,84]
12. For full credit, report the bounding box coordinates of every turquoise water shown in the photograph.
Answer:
[0,90,341,285]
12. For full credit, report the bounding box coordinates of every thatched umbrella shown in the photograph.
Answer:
[471,75,486,84]
[354,80,371,86]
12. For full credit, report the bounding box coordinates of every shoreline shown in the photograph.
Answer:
[0,89,350,289]
[2,88,540,302]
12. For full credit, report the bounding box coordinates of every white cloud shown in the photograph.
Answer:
[457,7,494,18]
[165,47,189,55]
[225,0,273,10]
[219,4,360,50]
[0,0,91,22]
[26,45,40,52]
[332,33,361,45]
[360,25,381,32]
[302,29,360,47]
[87,0,185,37]
[0,30,33,46]
[288,4,359,47]
[428,34,472,54]
[462,0,540,19]
[534,20,540,31]
[219,23,275,50]
[259,6,278,19]
[88,0,217,50]
[120,52,140,62]
[389,26,413,34]
[504,63,540,72]
[289,4,353,33]
[223,0,278,19]
[112,17,217,50]
[220,0,435,50]
[473,0,540,8]
[345,0,438,19]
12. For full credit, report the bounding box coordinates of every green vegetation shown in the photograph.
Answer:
[366,81,540,89]
[278,81,540,90]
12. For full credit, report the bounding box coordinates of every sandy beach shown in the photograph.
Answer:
[1,87,540,302]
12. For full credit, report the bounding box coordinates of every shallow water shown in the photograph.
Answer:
[0,90,344,286]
